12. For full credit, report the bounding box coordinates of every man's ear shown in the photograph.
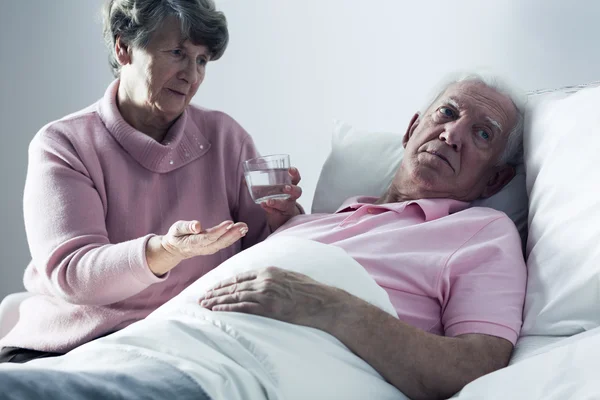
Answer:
[481,165,516,198]
[115,36,131,66]
[402,112,420,148]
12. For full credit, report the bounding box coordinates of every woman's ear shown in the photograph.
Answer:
[115,36,131,66]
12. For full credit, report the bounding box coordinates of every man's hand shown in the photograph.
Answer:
[260,167,303,232]
[198,266,346,329]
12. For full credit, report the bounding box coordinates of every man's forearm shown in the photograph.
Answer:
[199,268,512,398]
[319,293,512,400]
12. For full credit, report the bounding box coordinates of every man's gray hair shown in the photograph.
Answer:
[102,0,228,78]
[419,72,527,166]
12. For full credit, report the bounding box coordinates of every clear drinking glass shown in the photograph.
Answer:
[243,154,292,204]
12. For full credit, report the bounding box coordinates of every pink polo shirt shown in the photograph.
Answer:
[272,196,526,345]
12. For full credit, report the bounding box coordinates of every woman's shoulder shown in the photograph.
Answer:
[33,103,101,147]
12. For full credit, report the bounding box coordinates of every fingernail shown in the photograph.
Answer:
[226,223,234,230]
[284,185,291,191]
[290,167,297,173]
[268,199,275,205]
[240,228,248,235]
[200,300,207,307]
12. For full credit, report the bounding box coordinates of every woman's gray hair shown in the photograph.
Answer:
[419,72,527,166]
[102,0,228,78]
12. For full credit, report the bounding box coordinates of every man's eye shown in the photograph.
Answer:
[477,129,491,141]
[439,107,455,118]
[171,49,183,57]
[197,57,207,66]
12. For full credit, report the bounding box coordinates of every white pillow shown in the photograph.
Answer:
[311,120,529,243]
[520,85,600,336]
[311,121,404,213]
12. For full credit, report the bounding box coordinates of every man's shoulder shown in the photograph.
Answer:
[449,206,521,247]
[454,205,509,221]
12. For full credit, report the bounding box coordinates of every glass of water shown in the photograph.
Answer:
[243,154,292,204]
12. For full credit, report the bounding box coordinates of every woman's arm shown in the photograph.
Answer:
[24,132,248,306]
[23,133,168,306]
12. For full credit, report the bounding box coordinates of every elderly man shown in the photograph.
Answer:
[198,74,527,400]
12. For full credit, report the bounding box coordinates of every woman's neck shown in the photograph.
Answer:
[116,84,173,142]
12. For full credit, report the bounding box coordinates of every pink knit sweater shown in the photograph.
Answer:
[1,80,270,352]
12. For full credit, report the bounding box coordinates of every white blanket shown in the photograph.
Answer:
[6,236,598,399]
[17,237,407,400]
[455,326,600,399]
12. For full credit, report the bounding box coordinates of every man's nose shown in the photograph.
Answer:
[438,121,467,151]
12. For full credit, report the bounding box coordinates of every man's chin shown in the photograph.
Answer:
[413,164,453,180]
[411,169,453,190]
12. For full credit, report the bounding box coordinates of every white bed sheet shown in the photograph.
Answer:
[5,234,597,400]
[509,334,568,365]
[454,326,600,399]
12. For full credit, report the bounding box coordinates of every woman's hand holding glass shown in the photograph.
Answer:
[259,166,303,232]
[243,154,303,232]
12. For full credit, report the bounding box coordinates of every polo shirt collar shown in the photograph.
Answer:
[336,196,469,221]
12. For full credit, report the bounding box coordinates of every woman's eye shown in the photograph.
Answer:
[439,107,455,118]
[197,58,207,66]
[171,49,183,57]
[477,129,491,141]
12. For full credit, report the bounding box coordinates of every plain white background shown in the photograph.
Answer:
[0,0,598,299]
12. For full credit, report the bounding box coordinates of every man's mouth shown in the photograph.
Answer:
[428,150,454,172]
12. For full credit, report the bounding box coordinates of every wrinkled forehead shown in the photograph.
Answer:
[149,16,209,52]
[435,81,518,134]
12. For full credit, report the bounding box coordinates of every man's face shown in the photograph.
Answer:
[396,81,518,201]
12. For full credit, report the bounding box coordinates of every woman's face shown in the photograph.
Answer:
[119,17,210,123]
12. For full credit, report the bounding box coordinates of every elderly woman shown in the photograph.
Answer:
[0,0,302,363]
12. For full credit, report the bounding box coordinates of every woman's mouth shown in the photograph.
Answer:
[167,88,186,97]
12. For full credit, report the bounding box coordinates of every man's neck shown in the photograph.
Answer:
[375,182,415,204]
[375,173,449,204]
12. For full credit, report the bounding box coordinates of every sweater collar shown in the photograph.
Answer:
[97,79,211,173]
